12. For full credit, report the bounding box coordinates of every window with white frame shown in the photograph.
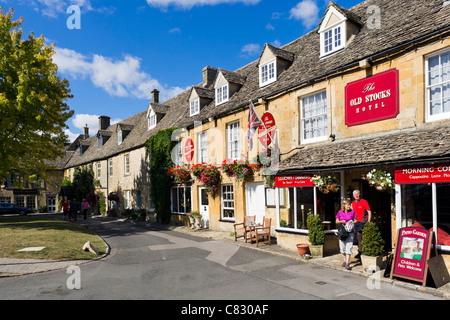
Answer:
[320,23,344,57]
[216,84,228,105]
[109,159,113,177]
[124,190,132,209]
[118,130,123,145]
[148,114,157,130]
[97,162,101,178]
[171,186,192,214]
[190,98,200,116]
[174,141,182,166]
[197,131,208,163]
[426,48,450,122]
[301,91,328,143]
[227,121,240,159]
[124,154,130,175]
[260,59,276,86]
[221,184,235,220]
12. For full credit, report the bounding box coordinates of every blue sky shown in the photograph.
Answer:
[1,0,361,141]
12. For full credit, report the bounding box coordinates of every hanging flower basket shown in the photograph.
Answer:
[363,169,394,191]
[191,163,221,197]
[168,166,191,185]
[312,175,340,194]
[107,193,120,202]
[221,159,259,183]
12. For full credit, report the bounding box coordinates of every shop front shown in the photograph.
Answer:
[395,162,450,252]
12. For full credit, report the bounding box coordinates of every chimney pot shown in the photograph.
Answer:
[98,116,111,131]
[202,66,217,88]
[151,89,160,104]
[84,124,89,139]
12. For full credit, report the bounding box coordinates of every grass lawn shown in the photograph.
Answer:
[0,216,107,260]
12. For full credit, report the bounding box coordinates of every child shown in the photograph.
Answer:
[336,200,357,270]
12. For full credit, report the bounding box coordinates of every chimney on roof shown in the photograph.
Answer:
[151,89,160,104]
[98,116,111,131]
[84,124,89,139]
[202,66,217,88]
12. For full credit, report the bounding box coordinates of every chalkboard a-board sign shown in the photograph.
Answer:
[390,227,436,286]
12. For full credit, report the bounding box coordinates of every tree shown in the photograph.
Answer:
[0,8,74,184]
[72,167,95,201]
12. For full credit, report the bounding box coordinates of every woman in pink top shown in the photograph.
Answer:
[336,200,357,270]
[81,199,89,220]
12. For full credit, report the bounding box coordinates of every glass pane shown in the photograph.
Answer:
[436,184,450,245]
[401,184,432,229]
[431,86,441,101]
[428,55,440,71]
[429,69,440,86]
[297,188,314,229]
[444,99,450,114]
[431,100,442,115]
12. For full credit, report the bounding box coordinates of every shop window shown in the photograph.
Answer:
[171,186,191,214]
[221,184,235,221]
[300,91,328,144]
[426,48,450,122]
[401,184,433,229]
[436,184,450,244]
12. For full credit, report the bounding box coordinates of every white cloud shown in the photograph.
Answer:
[65,113,122,142]
[12,0,112,17]
[53,47,187,102]
[240,43,261,58]
[289,0,320,28]
[146,0,261,10]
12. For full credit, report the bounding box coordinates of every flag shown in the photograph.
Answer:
[247,100,262,151]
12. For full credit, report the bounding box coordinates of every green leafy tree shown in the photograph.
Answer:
[0,8,74,183]
[72,167,95,201]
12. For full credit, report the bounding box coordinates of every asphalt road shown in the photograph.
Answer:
[0,217,443,306]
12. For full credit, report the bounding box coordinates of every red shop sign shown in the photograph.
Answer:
[395,163,450,184]
[345,69,399,127]
[184,138,194,163]
[275,175,314,188]
[391,227,433,286]
[258,112,276,148]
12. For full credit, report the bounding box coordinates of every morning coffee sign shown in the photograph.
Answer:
[345,69,399,127]
[391,227,433,286]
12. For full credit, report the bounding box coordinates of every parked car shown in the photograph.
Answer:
[0,203,33,216]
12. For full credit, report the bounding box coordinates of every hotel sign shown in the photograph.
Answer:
[345,69,399,127]
[184,138,194,163]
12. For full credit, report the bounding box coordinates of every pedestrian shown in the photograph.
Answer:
[62,199,69,221]
[81,198,89,220]
[336,200,357,270]
[352,190,372,260]
[69,198,79,222]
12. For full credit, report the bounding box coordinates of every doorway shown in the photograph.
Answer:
[245,182,266,225]
[199,187,210,228]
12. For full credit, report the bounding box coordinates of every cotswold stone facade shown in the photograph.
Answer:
[63,0,450,268]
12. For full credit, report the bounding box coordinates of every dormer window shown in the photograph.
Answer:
[321,22,344,56]
[148,113,157,130]
[318,2,362,58]
[118,130,123,145]
[216,84,228,105]
[260,59,276,86]
[98,134,103,149]
[190,98,200,116]
[258,44,294,88]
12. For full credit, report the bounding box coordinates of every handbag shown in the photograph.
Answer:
[337,224,349,241]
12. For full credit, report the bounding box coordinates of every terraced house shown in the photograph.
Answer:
[63,0,450,268]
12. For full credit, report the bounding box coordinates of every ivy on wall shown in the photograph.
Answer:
[145,127,179,223]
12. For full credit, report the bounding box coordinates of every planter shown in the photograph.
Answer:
[361,255,383,272]
[194,217,201,229]
[189,216,195,229]
[309,244,324,258]
[296,244,310,256]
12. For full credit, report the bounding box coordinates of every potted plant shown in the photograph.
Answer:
[361,222,385,271]
[307,214,326,258]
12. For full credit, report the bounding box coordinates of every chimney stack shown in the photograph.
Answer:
[98,116,111,131]
[84,124,89,139]
[202,66,217,88]
[151,89,160,104]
